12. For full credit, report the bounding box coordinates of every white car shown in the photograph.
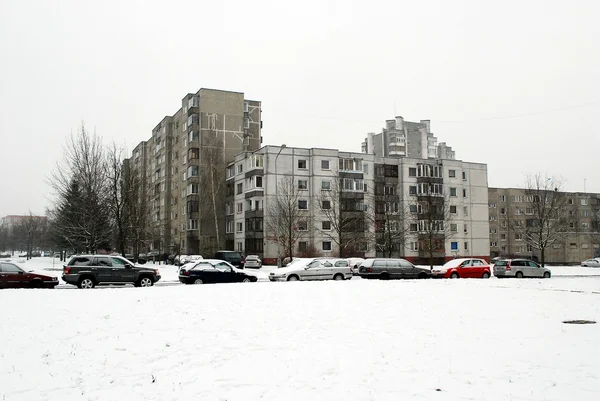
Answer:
[347,257,365,275]
[176,254,203,266]
[581,258,600,267]
[269,258,353,281]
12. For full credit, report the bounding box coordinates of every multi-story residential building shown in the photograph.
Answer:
[361,116,455,160]
[125,88,262,256]
[488,188,600,264]
[0,215,48,229]
[226,146,488,265]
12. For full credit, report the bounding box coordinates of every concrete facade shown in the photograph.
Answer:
[125,88,262,256]
[488,188,600,264]
[227,146,489,264]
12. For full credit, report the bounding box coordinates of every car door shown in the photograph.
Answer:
[299,260,320,280]
[0,264,7,288]
[90,256,113,282]
[109,257,135,283]
[214,262,236,283]
[318,260,335,280]
[0,262,27,288]
[386,259,403,279]
[457,259,472,278]
[0,263,17,288]
[469,259,484,278]
[333,259,351,278]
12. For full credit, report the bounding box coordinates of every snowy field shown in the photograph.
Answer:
[1,267,600,401]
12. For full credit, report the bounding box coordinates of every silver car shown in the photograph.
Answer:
[358,258,432,280]
[269,258,353,281]
[243,255,262,268]
[581,258,600,267]
[493,259,551,278]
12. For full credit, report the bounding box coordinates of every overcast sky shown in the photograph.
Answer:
[1,0,598,216]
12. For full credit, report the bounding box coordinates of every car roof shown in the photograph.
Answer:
[192,259,232,264]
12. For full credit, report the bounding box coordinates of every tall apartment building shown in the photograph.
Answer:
[226,146,489,264]
[361,116,455,160]
[125,88,262,256]
[488,188,600,264]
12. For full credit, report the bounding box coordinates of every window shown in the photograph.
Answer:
[500,233,506,240]
[582,243,589,249]
[449,169,456,178]
[188,219,198,230]
[322,221,331,230]
[489,202,496,208]
[582,222,590,229]
[322,241,332,251]
[237,183,243,194]
[410,223,418,232]
[462,189,467,198]
[570,243,577,249]
[237,202,243,213]
[409,186,417,195]
[236,222,243,233]
[363,164,369,174]
[298,160,307,169]
[237,164,243,174]
[298,180,308,190]
[187,183,199,195]
[581,199,589,206]
[501,220,507,228]
[450,188,457,197]
[409,204,418,213]
[298,241,308,252]
[569,222,575,229]
[236,242,243,252]
[409,242,418,251]
[322,200,331,210]
[515,233,523,240]
[462,171,467,181]
[298,200,308,210]
[464,224,468,233]
[321,181,331,190]
[464,241,469,251]
[226,221,234,233]
[463,206,468,216]
[298,220,308,231]
[451,242,458,251]
[384,185,395,195]
[450,205,457,214]
[321,160,330,170]
[513,195,522,202]
[188,165,199,177]
[490,241,497,247]
[450,223,458,232]
[499,195,506,202]
[525,207,533,215]
[582,210,589,217]
[409,167,417,177]
[255,176,263,188]
[515,208,522,215]
[490,228,497,234]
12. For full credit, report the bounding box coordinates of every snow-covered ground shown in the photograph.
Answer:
[1,271,600,400]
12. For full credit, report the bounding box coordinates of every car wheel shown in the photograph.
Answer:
[333,273,344,281]
[78,277,95,289]
[543,272,551,278]
[516,271,524,278]
[287,275,299,281]
[242,278,252,283]
[194,278,204,284]
[417,272,429,279]
[450,272,459,279]
[138,277,154,287]
[379,272,389,280]
[29,279,42,288]
[482,272,490,279]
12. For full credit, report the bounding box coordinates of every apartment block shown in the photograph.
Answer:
[361,116,455,160]
[488,188,600,264]
[226,146,489,264]
[125,88,262,256]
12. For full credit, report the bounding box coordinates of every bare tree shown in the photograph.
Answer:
[122,161,152,262]
[316,170,369,258]
[408,190,456,270]
[512,174,572,266]
[371,176,411,257]
[266,176,308,262]
[106,143,128,256]
[590,198,600,257]
[14,212,47,259]
[48,123,113,252]
[198,125,227,256]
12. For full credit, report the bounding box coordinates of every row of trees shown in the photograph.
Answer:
[46,124,152,260]
[0,212,50,258]
[266,172,598,267]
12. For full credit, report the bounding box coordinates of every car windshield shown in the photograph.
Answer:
[494,260,508,266]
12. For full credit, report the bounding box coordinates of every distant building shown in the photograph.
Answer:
[488,188,600,264]
[361,116,455,160]
[0,215,47,229]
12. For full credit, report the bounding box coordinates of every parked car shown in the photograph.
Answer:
[347,257,365,275]
[0,261,59,289]
[214,250,244,268]
[175,254,203,267]
[493,259,551,278]
[432,258,491,279]
[243,255,262,268]
[359,258,432,280]
[581,258,600,267]
[178,259,258,284]
[62,255,161,289]
[269,258,353,281]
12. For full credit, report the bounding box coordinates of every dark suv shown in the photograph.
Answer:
[62,255,161,289]
[214,251,244,268]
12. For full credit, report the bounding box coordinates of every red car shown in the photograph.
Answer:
[0,261,59,289]
[432,258,491,279]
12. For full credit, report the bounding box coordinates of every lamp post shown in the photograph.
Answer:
[275,144,286,268]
